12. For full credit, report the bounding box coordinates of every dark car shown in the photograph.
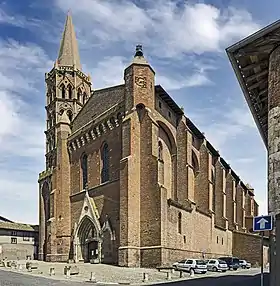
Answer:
[218,257,240,270]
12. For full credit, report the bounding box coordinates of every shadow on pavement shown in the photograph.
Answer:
[153,273,269,286]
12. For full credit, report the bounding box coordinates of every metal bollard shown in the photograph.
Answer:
[190,269,194,277]
[65,266,70,278]
[179,271,183,278]
[50,267,55,276]
[166,272,171,280]
[142,272,148,282]
[90,272,97,283]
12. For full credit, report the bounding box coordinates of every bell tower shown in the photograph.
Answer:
[45,12,92,169]
[38,12,92,262]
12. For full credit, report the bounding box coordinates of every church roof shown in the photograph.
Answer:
[71,85,125,133]
[57,11,81,70]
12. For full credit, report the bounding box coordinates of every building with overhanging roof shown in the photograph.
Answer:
[0,216,38,260]
[226,19,280,286]
[38,12,265,267]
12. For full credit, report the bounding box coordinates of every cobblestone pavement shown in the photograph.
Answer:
[0,260,268,286]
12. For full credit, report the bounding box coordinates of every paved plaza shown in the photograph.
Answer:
[0,260,269,285]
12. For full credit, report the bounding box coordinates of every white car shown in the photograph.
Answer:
[206,259,228,272]
[239,259,251,269]
[173,259,207,274]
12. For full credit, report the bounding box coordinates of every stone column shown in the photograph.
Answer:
[268,46,280,286]
[268,46,280,216]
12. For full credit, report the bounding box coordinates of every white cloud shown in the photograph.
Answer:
[54,0,260,57]
[0,39,52,224]
[0,7,42,29]
[0,1,265,223]
[88,56,213,90]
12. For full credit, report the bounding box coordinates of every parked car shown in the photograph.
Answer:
[218,256,240,270]
[239,259,251,269]
[206,259,229,272]
[173,259,207,274]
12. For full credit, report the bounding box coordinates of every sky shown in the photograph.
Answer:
[0,0,277,224]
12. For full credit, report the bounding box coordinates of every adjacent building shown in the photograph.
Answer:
[0,216,39,260]
[38,12,265,267]
[226,19,280,286]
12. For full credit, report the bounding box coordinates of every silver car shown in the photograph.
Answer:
[239,259,251,269]
[173,259,207,274]
[206,259,228,272]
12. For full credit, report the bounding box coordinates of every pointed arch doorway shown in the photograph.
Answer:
[75,215,102,263]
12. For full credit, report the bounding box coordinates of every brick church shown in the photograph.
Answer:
[38,12,265,267]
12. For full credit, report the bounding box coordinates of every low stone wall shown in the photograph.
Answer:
[232,231,269,266]
[0,244,35,260]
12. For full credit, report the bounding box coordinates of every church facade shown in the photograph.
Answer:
[38,13,261,267]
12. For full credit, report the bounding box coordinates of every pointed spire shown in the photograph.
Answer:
[57,11,81,70]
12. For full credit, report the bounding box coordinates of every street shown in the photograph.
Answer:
[0,269,270,286]
[157,272,270,286]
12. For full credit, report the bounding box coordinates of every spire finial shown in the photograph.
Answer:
[57,12,81,70]
[134,44,143,57]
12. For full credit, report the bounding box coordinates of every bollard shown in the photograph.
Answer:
[142,272,148,282]
[50,267,55,276]
[90,272,97,283]
[190,269,194,277]
[179,271,183,278]
[64,266,71,278]
[166,272,171,280]
[18,264,22,272]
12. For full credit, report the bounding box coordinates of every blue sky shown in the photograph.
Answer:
[0,0,275,224]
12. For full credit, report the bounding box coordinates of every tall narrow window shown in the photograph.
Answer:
[68,85,72,99]
[81,154,88,190]
[42,182,50,220]
[61,84,66,99]
[212,169,216,212]
[178,212,182,234]
[67,110,73,122]
[83,93,87,104]
[158,141,163,161]
[101,143,109,183]
[77,88,82,102]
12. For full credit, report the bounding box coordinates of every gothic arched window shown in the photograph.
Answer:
[212,169,216,212]
[67,110,73,122]
[77,88,82,102]
[68,85,72,99]
[178,212,182,234]
[42,182,50,221]
[158,141,163,161]
[81,154,88,190]
[61,84,66,99]
[101,143,109,183]
[83,93,87,104]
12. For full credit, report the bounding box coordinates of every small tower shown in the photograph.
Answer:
[124,45,155,112]
[119,46,156,267]
[38,12,91,262]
